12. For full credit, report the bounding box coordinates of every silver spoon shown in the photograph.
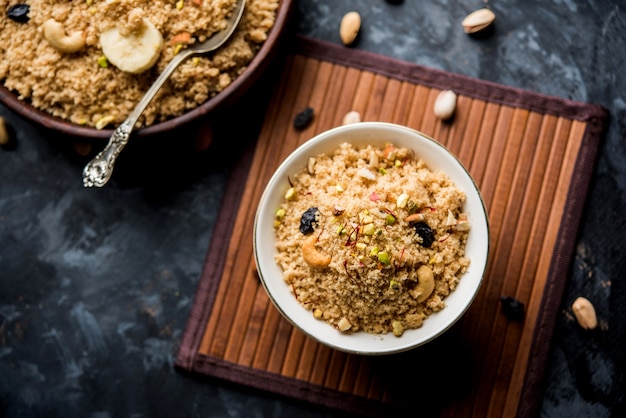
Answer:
[83,0,247,188]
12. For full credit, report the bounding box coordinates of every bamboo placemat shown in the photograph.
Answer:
[175,36,608,417]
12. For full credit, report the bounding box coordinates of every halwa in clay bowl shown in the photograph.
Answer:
[253,122,490,355]
[0,0,294,138]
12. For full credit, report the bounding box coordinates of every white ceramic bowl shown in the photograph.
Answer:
[253,122,489,355]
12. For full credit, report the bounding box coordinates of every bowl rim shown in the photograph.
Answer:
[253,121,490,355]
[0,0,295,139]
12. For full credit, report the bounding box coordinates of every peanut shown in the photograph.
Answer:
[339,11,361,46]
[572,297,597,330]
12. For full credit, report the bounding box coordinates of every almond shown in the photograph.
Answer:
[340,11,361,46]
[461,8,496,34]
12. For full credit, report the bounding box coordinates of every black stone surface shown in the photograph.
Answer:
[1,1,624,417]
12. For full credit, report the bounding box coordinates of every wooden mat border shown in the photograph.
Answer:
[175,36,609,418]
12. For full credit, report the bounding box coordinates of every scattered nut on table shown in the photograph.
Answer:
[572,296,598,330]
[0,116,16,150]
[342,110,361,125]
[461,8,496,35]
[340,11,361,46]
[433,90,457,120]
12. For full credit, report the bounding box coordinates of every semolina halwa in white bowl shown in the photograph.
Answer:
[253,122,489,355]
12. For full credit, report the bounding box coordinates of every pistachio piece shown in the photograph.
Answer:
[434,90,457,120]
[340,11,361,46]
[572,297,598,330]
[462,8,496,34]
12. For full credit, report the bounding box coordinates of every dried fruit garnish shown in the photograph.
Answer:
[7,4,30,23]
[293,107,314,130]
[299,207,319,235]
[500,296,525,322]
[412,221,435,248]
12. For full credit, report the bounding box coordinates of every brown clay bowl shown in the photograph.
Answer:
[0,0,295,140]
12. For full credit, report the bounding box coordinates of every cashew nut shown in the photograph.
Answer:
[301,234,331,268]
[43,19,86,53]
[413,265,435,303]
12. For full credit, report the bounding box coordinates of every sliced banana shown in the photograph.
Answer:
[100,19,163,74]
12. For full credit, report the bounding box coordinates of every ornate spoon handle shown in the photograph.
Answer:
[82,121,132,187]
[82,52,190,188]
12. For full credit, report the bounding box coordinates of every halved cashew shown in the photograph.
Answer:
[301,234,331,268]
[43,19,86,53]
[413,265,435,303]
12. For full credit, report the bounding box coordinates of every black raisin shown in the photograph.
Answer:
[299,207,319,235]
[293,107,313,130]
[7,4,30,23]
[412,221,435,248]
[500,296,525,322]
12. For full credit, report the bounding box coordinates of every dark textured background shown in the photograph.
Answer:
[1,0,624,417]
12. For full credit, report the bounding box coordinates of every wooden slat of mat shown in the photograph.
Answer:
[182,42,607,416]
